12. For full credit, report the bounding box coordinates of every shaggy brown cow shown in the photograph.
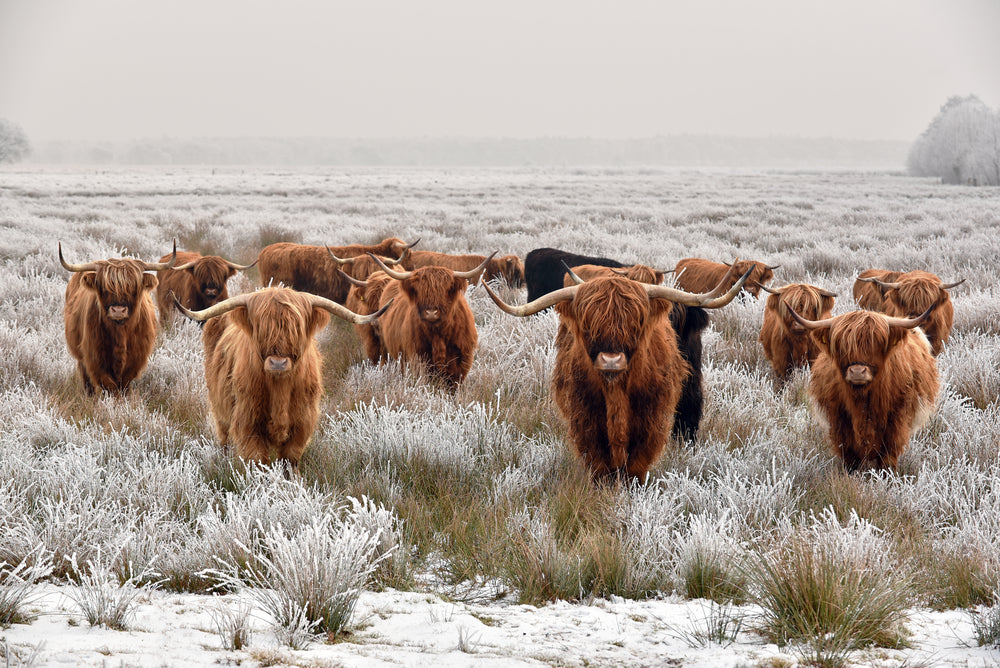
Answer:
[257,237,417,304]
[409,250,525,287]
[174,286,389,466]
[368,253,493,388]
[673,258,776,298]
[561,264,666,288]
[483,269,751,480]
[155,251,257,323]
[60,242,177,394]
[341,269,394,362]
[758,282,837,380]
[858,270,964,356]
[852,269,902,311]
[790,306,940,471]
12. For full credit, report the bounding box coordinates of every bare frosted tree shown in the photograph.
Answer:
[0,118,31,164]
[907,95,1000,186]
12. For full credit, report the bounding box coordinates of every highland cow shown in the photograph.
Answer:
[174,287,389,466]
[341,268,394,362]
[673,258,777,299]
[155,251,256,324]
[408,250,525,287]
[524,247,628,303]
[857,270,964,356]
[852,269,902,311]
[758,282,837,380]
[257,237,416,304]
[790,306,940,472]
[484,269,751,480]
[368,253,493,388]
[60,242,177,394]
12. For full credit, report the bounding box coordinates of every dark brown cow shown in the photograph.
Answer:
[174,287,389,466]
[483,269,751,480]
[852,269,902,311]
[368,253,493,389]
[155,251,256,323]
[257,237,417,304]
[60,242,177,394]
[409,250,525,287]
[859,270,964,356]
[673,258,776,298]
[758,282,837,380]
[790,306,940,471]
[341,268,394,362]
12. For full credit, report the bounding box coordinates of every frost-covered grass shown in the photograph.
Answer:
[0,166,999,662]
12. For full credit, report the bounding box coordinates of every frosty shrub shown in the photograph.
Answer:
[347,495,409,588]
[674,513,747,603]
[210,598,255,651]
[206,511,388,643]
[0,546,53,626]
[746,509,912,667]
[65,548,160,630]
[969,587,1000,648]
[670,601,746,648]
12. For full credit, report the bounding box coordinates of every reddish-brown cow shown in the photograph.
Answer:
[174,286,388,466]
[155,251,256,323]
[257,237,416,304]
[484,269,751,480]
[341,268,394,362]
[673,258,776,298]
[860,270,964,356]
[408,250,525,287]
[60,242,177,394]
[791,306,940,472]
[758,282,837,380]
[369,253,493,388]
[852,269,902,311]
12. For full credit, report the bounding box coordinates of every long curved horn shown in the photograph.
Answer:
[562,260,585,285]
[483,281,579,317]
[141,239,178,271]
[226,256,259,271]
[308,294,392,325]
[817,287,838,298]
[857,276,901,290]
[703,260,742,298]
[939,278,965,291]
[645,268,753,308]
[173,291,251,322]
[453,251,497,280]
[368,253,412,280]
[765,264,781,270]
[382,247,411,266]
[884,303,936,328]
[326,247,356,265]
[338,268,368,288]
[58,242,100,273]
[786,306,835,330]
[756,281,781,295]
[403,237,420,249]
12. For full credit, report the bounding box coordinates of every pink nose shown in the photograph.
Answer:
[265,356,291,372]
[108,306,129,320]
[845,364,873,385]
[422,308,440,322]
[595,352,627,372]
[204,288,218,297]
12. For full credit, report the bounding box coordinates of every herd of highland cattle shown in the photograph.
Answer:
[57,235,964,480]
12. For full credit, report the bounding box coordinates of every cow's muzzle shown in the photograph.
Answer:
[107,305,130,321]
[845,364,873,386]
[265,356,292,373]
[421,308,440,323]
[204,288,219,298]
[595,352,628,373]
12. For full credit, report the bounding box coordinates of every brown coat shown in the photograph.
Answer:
[853,269,902,311]
[881,270,957,356]
[345,270,394,362]
[155,251,238,322]
[64,260,158,394]
[409,250,524,287]
[673,258,773,298]
[759,283,836,379]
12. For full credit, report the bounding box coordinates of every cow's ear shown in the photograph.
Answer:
[810,326,832,354]
[227,267,238,279]
[142,273,158,291]
[308,307,332,338]
[886,325,910,351]
[820,294,836,316]
[451,276,468,294]
[401,278,417,300]
[766,293,782,312]
[649,298,674,320]
[81,272,98,291]
[230,306,252,335]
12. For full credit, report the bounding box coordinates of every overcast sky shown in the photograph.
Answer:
[2,0,998,142]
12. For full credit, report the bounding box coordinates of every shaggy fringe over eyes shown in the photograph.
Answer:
[829,312,892,364]
[574,279,651,351]
[405,267,463,307]
[250,290,319,355]
[93,260,150,302]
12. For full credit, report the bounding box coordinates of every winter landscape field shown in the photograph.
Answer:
[1,166,999,667]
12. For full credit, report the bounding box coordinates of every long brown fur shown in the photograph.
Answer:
[552,277,689,480]
[759,284,836,379]
[155,251,239,323]
[808,310,939,471]
[379,266,478,388]
[345,270,394,362]
[881,270,956,356]
[63,259,158,394]
[201,287,332,466]
[673,258,773,298]
[853,269,902,311]
[562,264,665,288]
[409,250,525,287]
[258,237,410,304]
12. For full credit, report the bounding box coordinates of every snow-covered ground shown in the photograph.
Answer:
[2,585,998,667]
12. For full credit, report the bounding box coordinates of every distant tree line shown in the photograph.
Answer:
[0,118,31,163]
[908,95,1000,186]
[29,135,908,169]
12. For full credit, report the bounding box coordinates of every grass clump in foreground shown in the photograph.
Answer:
[746,508,913,668]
